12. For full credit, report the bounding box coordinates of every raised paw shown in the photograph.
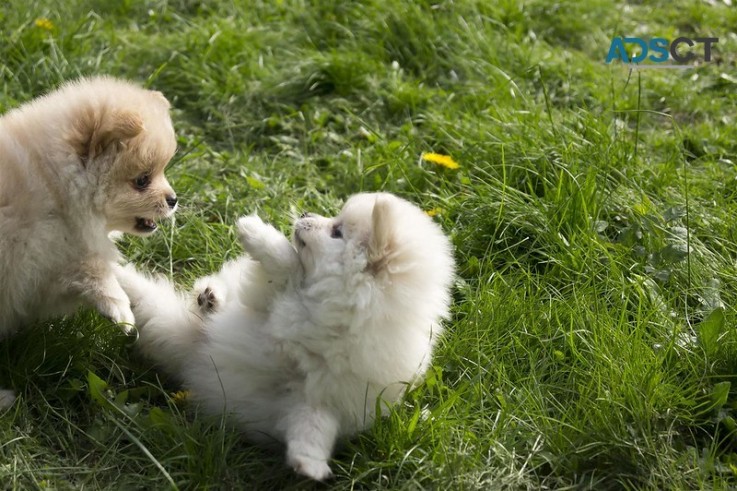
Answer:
[288,454,334,482]
[193,274,227,314]
[235,215,299,280]
[236,215,269,250]
[196,287,218,313]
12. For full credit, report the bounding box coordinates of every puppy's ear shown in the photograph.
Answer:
[69,108,144,165]
[367,196,397,274]
[150,90,171,108]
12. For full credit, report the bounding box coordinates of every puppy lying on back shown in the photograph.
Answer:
[0,77,178,406]
[117,192,455,480]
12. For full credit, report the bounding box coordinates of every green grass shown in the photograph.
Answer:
[2,0,737,488]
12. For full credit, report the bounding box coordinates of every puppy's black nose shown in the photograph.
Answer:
[166,195,178,209]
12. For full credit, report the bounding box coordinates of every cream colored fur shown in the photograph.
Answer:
[0,76,177,407]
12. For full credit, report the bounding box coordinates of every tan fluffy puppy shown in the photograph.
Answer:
[0,76,178,406]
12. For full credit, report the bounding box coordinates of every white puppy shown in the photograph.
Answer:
[0,77,178,407]
[117,192,455,480]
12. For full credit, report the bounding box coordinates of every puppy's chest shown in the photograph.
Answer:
[275,329,355,375]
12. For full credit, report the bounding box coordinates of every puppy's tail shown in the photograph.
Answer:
[115,264,203,378]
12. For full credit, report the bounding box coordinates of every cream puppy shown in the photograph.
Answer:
[0,76,178,406]
[117,193,455,480]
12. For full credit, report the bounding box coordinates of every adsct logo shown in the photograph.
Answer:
[605,37,718,69]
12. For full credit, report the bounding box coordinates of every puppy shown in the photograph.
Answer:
[116,192,455,480]
[0,76,178,407]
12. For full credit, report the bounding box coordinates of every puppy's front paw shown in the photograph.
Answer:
[288,454,334,482]
[236,215,299,279]
[196,287,217,313]
[236,215,269,250]
[193,275,225,315]
[98,298,136,335]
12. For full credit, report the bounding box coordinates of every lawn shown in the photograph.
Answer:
[2,0,737,489]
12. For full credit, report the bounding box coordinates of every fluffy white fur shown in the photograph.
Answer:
[116,192,455,480]
[0,76,178,406]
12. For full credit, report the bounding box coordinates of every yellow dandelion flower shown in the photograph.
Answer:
[34,17,54,31]
[171,390,190,404]
[421,152,459,170]
[425,207,443,217]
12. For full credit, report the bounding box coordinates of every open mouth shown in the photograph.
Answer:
[135,217,158,233]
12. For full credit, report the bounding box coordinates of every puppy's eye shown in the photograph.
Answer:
[133,174,151,190]
[331,224,343,239]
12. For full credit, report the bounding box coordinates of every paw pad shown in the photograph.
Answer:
[197,287,217,313]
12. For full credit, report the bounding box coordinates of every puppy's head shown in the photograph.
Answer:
[65,77,178,235]
[293,193,455,299]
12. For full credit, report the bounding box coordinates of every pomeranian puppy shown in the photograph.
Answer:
[116,192,455,480]
[0,76,178,407]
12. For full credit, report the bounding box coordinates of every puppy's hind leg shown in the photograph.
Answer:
[280,404,339,481]
[114,264,203,377]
